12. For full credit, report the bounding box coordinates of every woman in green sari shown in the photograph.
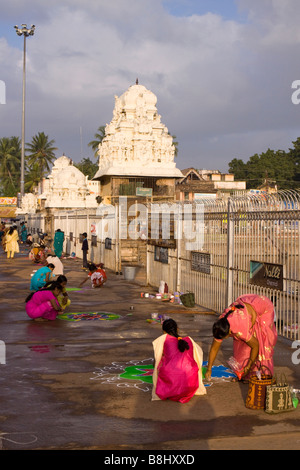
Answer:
[53,229,64,258]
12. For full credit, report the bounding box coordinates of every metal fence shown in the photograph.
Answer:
[26,190,300,340]
[147,190,300,340]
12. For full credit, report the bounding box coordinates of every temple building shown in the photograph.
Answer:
[17,155,100,214]
[39,155,100,209]
[93,81,183,204]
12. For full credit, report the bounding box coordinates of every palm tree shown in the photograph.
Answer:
[0,137,21,195]
[74,157,99,179]
[24,162,42,193]
[26,132,57,179]
[88,125,106,158]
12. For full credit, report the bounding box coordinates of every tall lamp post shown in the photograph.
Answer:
[14,24,35,200]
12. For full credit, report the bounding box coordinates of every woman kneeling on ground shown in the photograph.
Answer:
[55,275,71,310]
[152,318,206,403]
[25,281,63,321]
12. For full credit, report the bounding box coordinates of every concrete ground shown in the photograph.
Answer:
[0,247,299,451]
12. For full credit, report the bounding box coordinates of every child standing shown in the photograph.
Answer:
[81,232,89,269]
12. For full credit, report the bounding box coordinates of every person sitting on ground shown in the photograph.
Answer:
[29,243,39,261]
[79,263,107,288]
[152,318,206,403]
[25,281,63,321]
[33,246,47,264]
[26,233,33,246]
[46,253,64,275]
[56,275,71,310]
[30,263,55,291]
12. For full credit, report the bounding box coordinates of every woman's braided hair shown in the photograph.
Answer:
[162,318,190,352]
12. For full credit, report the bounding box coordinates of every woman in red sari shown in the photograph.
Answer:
[152,319,206,403]
[205,294,277,381]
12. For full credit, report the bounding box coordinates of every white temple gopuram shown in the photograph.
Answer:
[40,155,99,209]
[93,81,183,203]
[17,81,183,217]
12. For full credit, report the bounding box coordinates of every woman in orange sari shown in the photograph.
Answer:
[205,294,277,381]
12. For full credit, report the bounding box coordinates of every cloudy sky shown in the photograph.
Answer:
[1,0,300,173]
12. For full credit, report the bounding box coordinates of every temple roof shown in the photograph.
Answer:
[93,82,183,180]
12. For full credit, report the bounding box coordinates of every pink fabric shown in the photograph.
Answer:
[155,335,199,403]
[221,294,277,375]
[26,290,60,321]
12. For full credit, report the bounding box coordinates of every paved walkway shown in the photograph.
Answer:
[0,249,299,451]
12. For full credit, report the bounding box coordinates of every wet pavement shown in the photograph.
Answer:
[0,248,299,451]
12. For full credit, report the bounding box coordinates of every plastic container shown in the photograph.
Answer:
[227,356,244,380]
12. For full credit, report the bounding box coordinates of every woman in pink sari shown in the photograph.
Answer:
[205,294,277,381]
[152,319,206,403]
[25,282,63,321]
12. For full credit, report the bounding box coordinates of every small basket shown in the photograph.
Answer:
[245,365,274,410]
[180,292,195,308]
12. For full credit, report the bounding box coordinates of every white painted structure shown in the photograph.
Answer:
[93,82,183,180]
[17,155,100,214]
[41,155,100,208]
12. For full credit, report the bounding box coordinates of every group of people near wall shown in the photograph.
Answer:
[26,240,71,322]
[26,227,107,321]
[1,222,278,404]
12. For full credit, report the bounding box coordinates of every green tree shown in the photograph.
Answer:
[288,137,300,186]
[74,157,98,180]
[228,146,298,190]
[24,162,42,193]
[26,132,57,180]
[228,158,248,180]
[88,125,106,158]
[0,136,21,195]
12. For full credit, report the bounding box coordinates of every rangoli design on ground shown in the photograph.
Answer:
[90,359,236,392]
[57,312,122,321]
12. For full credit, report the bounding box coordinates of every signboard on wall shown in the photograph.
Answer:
[154,246,168,264]
[191,252,211,274]
[136,187,152,197]
[105,237,112,250]
[250,260,284,291]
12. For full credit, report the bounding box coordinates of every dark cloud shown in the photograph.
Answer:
[1,0,300,172]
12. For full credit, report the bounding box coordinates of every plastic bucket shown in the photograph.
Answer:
[123,266,136,281]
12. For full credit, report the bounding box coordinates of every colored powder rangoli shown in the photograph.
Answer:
[57,312,121,321]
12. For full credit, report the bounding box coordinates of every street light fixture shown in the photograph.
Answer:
[14,24,35,200]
